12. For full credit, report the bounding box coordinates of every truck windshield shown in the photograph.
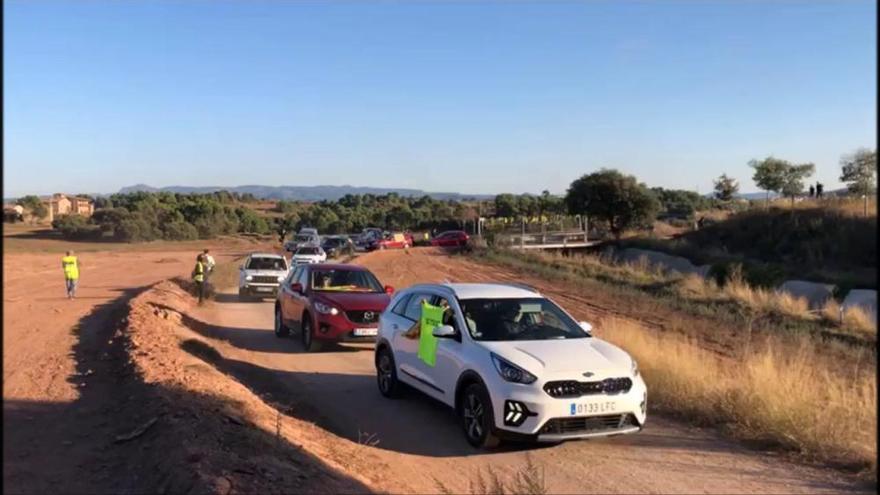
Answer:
[458,298,588,341]
[247,257,287,271]
[296,247,320,255]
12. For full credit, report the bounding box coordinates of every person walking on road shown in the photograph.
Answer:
[192,254,207,304]
[61,250,80,299]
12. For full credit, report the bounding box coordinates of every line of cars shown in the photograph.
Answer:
[239,227,647,448]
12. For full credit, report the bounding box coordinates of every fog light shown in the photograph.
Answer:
[319,324,330,334]
[503,400,536,427]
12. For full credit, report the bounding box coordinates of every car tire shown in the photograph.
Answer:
[238,288,249,301]
[461,382,501,449]
[301,315,322,352]
[376,347,403,398]
[274,306,289,338]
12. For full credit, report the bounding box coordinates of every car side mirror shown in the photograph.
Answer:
[579,321,593,335]
[384,285,395,294]
[432,325,457,338]
[290,282,303,294]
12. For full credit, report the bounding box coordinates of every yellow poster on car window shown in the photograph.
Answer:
[418,300,444,367]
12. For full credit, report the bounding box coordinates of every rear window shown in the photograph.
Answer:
[296,247,320,255]
[247,257,286,271]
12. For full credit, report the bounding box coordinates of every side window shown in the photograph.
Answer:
[402,293,433,321]
[391,294,412,316]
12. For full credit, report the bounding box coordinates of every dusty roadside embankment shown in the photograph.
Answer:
[122,280,396,494]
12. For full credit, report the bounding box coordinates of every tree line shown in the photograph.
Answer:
[52,191,272,241]
[34,146,877,242]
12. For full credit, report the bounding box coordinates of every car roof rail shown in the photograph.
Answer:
[496,281,540,294]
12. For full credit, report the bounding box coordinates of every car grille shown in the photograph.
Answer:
[346,310,380,324]
[251,276,280,284]
[539,414,637,435]
[544,378,633,398]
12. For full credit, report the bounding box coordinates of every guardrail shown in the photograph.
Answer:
[497,230,600,249]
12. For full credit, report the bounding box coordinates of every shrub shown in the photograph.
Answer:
[51,214,101,240]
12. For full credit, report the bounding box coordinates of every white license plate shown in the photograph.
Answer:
[570,400,617,416]
[255,287,273,292]
[353,328,378,337]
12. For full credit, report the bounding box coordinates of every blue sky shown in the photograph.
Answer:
[4,0,876,198]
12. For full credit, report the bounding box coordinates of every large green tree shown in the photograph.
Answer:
[564,169,660,239]
[840,148,877,196]
[779,163,816,205]
[749,157,814,205]
[16,195,48,221]
[713,173,739,201]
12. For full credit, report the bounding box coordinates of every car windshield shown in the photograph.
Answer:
[458,298,588,341]
[323,238,342,247]
[311,269,383,293]
[247,257,287,271]
[294,234,313,243]
[296,247,320,255]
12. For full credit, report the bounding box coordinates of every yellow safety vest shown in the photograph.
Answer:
[192,261,205,282]
[62,256,79,280]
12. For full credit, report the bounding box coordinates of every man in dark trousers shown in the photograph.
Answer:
[192,254,207,304]
[816,182,824,198]
[809,185,815,197]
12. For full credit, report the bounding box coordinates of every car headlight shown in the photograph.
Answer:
[245,275,253,281]
[277,275,285,282]
[631,359,640,378]
[490,353,537,384]
[314,302,339,316]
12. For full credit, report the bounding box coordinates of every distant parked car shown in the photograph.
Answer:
[321,236,350,258]
[238,253,289,300]
[430,230,469,247]
[368,232,414,251]
[285,233,320,253]
[355,228,384,250]
[275,263,394,351]
[291,246,327,265]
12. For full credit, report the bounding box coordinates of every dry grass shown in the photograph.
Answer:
[434,456,546,495]
[598,318,877,475]
[493,249,876,338]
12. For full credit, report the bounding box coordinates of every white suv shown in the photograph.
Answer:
[238,253,289,300]
[374,283,647,448]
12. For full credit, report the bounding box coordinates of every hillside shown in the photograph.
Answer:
[119,184,493,201]
[625,203,877,289]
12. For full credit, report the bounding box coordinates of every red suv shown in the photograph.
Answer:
[274,263,393,351]
[430,230,469,247]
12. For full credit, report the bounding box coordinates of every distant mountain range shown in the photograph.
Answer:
[118,184,495,202]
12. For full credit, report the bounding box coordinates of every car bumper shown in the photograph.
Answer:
[487,375,648,442]
[312,313,380,342]
[241,283,279,296]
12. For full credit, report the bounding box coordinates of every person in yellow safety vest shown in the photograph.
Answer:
[192,254,207,304]
[61,250,80,300]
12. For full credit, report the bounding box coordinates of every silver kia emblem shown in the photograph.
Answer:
[364,311,374,321]
[582,371,594,378]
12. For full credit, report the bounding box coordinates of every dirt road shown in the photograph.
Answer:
[185,248,869,494]
[2,238,267,494]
